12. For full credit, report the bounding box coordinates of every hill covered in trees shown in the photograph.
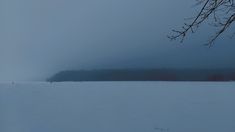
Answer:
[47,69,235,82]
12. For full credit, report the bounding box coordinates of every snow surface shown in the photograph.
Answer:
[0,81,235,132]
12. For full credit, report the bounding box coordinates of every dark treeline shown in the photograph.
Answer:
[47,69,235,82]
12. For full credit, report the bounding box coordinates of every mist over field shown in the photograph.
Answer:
[1,0,235,132]
[0,0,235,81]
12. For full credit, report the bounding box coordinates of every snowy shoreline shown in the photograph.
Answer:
[1,82,235,132]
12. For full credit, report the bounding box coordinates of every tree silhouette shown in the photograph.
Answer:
[168,0,235,46]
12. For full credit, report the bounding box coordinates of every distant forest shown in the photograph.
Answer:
[47,69,235,82]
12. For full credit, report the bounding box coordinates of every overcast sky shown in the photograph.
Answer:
[0,0,235,81]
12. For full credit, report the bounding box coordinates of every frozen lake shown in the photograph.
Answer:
[0,82,235,132]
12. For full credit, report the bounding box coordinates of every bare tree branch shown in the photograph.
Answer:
[168,0,235,46]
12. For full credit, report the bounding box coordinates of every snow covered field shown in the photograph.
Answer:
[0,82,235,132]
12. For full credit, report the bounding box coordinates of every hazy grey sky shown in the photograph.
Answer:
[0,0,235,81]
